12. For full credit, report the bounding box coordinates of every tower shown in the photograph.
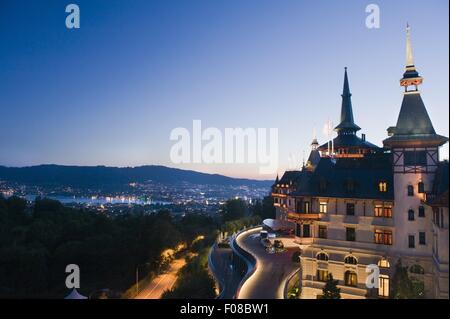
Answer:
[383,25,448,270]
[334,67,361,135]
[305,136,321,170]
[318,68,380,157]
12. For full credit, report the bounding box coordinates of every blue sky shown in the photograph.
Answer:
[0,0,448,179]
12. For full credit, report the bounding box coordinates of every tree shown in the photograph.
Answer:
[162,249,216,299]
[250,196,276,220]
[321,274,341,299]
[392,259,425,299]
[220,198,248,222]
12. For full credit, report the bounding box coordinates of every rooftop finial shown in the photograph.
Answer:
[400,24,423,91]
[406,23,414,67]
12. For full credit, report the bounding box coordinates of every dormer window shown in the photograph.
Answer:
[379,182,388,192]
[319,179,327,193]
[346,179,355,193]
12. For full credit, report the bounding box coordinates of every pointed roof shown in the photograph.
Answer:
[392,93,436,135]
[305,137,321,170]
[306,149,321,170]
[384,26,448,148]
[334,68,361,133]
[383,92,448,147]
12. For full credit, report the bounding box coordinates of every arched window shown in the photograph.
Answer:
[410,264,425,275]
[344,256,358,265]
[418,182,425,194]
[344,271,358,287]
[408,209,415,221]
[378,259,390,268]
[407,185,414,196]
[317,252,329,261]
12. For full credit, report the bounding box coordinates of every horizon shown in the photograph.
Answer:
[0,162,276,181]
[1,0,448,179]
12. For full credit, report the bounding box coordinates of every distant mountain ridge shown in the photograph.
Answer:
[0,164,272,187]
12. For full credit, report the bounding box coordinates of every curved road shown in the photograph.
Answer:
[236,228,299,299]
[135,258,186,299]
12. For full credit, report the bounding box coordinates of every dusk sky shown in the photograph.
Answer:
[0,0,448,179]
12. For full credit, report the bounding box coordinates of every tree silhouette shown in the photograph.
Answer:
[321,274,341,299]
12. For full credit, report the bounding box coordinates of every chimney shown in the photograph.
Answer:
[362,134,366,141]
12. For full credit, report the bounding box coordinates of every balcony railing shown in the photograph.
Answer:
[287,211,321,221]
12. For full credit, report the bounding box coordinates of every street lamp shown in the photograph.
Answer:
[136,262,150,296]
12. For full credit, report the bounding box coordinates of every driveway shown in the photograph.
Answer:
[236,228,300,299]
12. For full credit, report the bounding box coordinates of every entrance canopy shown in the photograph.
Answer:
[263,218,294,231]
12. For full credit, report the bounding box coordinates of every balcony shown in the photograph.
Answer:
[343,215,359,224]
[371,217,394,227]
[287,211,321,221]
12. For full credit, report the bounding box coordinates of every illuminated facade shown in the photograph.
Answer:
[272,27,449,299]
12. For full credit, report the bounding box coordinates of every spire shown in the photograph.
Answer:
[383,26,448,149]
[311,128,319,150]
[400,24,423,91]
[334,67,361,134]
[405,23,414,67]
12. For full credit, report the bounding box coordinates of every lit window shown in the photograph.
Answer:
[378,275,389,298]
[319,202,328,214]
[375,230,393,245]
[378,259,390,268]
[379,182,388,192]
[384,205,392,218]
[344,271,358,287]
[304,201,310,214]
[317,269,329,282]
[374,205,383,217]
[418,182,425,194]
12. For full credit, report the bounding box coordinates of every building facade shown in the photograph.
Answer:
[272,27,449,299]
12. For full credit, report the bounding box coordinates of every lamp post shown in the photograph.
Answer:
[136,263,150,297]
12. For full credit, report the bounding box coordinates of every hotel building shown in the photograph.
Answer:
[272,27,448,299]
